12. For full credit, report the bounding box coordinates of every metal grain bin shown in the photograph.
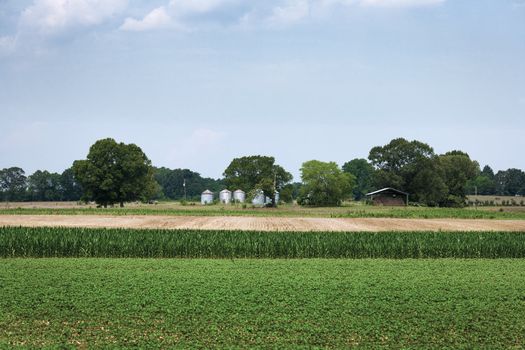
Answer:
[219,189,232,204]
[201,189,214,205]
[233,189,246,203]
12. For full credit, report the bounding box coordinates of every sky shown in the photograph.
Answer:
[0,0,524,180]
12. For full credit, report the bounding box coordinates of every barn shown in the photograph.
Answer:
[365,188,408,206]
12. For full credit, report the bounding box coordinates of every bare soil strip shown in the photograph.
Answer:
[1,215,525,232]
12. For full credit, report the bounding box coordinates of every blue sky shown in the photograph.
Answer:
[1,0,524,180]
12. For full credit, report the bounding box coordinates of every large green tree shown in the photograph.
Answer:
[342,158,375,200]
[73,138,157,207]
[298,160,354,206]
[0,167,27,202]
[368,138,442,205]
[437,151,479,207]
[223,156,292,206]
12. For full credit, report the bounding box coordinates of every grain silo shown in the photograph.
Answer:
[201,189,214,205]
[233,189,246,203]
[252,189,265,206]
[219,189,232,204]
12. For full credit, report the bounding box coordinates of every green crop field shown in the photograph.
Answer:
[2,203,525,219]
[1,259,525,349]
[2,226,525,258]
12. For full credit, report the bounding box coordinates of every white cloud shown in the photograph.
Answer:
[120,7,171,32]
[20,0,128,35]
[358,0,445,7]
[168,0,229,16]
[268,0,310,25]
[119,0,232,32]
[263,0,445,26]
[0,36,16,56]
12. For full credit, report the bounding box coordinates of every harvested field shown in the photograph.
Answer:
[1,214,525,232]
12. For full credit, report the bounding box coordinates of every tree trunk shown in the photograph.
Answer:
[120,201,124,208]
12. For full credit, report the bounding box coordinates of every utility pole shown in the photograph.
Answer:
[183,178,187,201]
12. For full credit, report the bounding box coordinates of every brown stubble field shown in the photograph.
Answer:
[1,214,525,232]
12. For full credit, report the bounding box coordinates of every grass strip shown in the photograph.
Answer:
[0,207,524,219]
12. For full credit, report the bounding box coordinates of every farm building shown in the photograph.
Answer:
[219,189,232,204]
[201,190,214,205]
[233,189,246,203]
[365,188,408,206]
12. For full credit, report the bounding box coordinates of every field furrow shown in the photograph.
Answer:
[2,214,525,231]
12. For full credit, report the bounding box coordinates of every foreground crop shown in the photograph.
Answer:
[2,227,525,258]
[1,259,524,348]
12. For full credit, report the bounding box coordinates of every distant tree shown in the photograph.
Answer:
[342,158,375,200]
[279,183,294,203]
[466,165,496,195]
[154,167,223,200]
[369,138,434,174]
[481,165,495,180]
[0,167,27,202]
[73,138,158,207]
[297,160,354,206]
[467,175,496,196]
[495,169,525,196]
[278,182,303,203]
[368,138,444,205]
[27,170,62,201]
[371,169,404,190]
[410,160,448,206]
[437,151,479,207]
[60,168,83,201]
[223,156,292,207]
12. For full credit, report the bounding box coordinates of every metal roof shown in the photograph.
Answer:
[365,187,408,196]
[202,189,213,194]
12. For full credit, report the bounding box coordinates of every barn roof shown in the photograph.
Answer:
[365,187,408,196]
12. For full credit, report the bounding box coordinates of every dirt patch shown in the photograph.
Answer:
[1,215,525,232]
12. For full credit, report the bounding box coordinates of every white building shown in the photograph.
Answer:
[201,189,214,205]
[219,189,232,204]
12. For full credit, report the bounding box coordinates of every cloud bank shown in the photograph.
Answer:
[0,0,447,52]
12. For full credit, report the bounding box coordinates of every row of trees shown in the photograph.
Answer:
[2,137,524,207]
[466,166,525,197]
[341,139,525,206]
[154,167,224,200]
[0,167,82,202]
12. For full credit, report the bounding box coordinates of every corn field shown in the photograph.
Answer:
[1,227,525,258]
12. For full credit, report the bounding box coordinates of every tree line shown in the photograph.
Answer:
[1,137,524,207]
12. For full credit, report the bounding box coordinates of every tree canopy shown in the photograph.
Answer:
[342,158,374,200]
[154,167,223,200]
[366,138,480,207]
[223,156,292,206]
[298,160,354,206]
[72,138,157,207]
[0,167,27,202]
